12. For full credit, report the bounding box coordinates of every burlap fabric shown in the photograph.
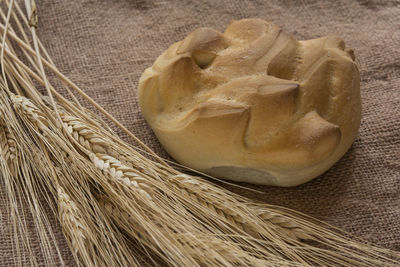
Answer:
[1,0,399,265]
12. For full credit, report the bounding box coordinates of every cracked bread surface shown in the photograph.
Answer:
[139,18,361,186]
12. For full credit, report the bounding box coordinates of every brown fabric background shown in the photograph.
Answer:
[1,0,399,265]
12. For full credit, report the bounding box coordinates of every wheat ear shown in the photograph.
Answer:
[58,112,155,200]
[0,89,70,266]
[252,207,314,241]
[11,93,48,130]
[89,152,153,200]
[169,174,256,230]
[0,123,17,174]
[60,113,108,154]
[57,187,88,259]
[55,185,124,267]
[0,121,25,266]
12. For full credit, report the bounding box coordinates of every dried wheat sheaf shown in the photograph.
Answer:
[0,1,399,266]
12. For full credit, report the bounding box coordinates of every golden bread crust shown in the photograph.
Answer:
[139,18,361,186]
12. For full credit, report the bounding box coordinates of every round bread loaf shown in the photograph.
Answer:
[138,18,361,186]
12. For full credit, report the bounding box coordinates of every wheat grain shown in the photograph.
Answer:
[57,185,122,267]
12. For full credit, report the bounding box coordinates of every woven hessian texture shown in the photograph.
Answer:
[1,0,399,265]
